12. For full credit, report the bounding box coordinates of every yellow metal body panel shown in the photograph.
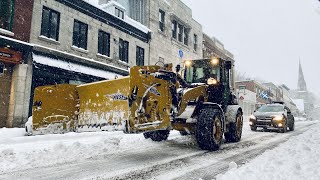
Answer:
[178,86,207,116]
[32,84,79,133]
[76,77,130,128]
[127,66,172,133]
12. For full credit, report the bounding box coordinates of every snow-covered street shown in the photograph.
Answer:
[0,118,318,180]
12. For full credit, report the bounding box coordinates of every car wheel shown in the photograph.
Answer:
[250,125,257,131]
[289,121,295,131]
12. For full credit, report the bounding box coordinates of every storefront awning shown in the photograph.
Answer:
[32,53,121,80]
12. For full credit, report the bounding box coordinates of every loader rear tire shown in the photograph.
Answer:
[196,107,224,151]
[143,132,152,139]
[224,110,243,142]
[150,130,170,142]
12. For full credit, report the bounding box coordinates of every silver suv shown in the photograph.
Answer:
[249,103,295,133]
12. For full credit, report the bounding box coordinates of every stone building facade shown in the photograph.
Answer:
[0,0,34,128]
[101,0,203,67]
[203,33,233,60]
[235,80,273,106]
[1,0,151,127]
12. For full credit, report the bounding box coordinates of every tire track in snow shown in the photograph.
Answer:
[0,122,315,180]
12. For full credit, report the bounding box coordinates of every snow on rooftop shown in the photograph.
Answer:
[84,0,151,33]
[101,0,126,10]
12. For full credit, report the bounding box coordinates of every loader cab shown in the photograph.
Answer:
[183,58,234,106]
[183,58,232,86]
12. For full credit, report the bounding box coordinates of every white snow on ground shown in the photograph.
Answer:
[0,129,193,173]
[217,120,320,180]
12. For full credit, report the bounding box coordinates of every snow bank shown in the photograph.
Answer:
[217,121,320,180]
[0,130,192,173]
[0,128,25,140]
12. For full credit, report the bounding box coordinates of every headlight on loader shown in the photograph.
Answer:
[273,115,284,121]
[207,78,218,85]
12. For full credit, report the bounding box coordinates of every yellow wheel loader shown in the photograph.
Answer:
[30,58,243,151]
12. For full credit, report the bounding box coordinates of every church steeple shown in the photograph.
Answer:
[297,60,307,91]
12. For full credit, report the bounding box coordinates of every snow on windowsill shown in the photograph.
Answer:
[0,28,14,36]
[38,35,60,45]
[71,45,89,54]
[118,60,130,67]
[96,53,112,60]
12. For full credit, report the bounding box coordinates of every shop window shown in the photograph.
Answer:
[98,30,110,57]
[41,6,60,41]
[73,20,88,49]
[119,38,129,63]
[136,46,144,66]
[0,0,15,31]
[115,7,124,19]
[159,9,165,32]
[172,20,177,39]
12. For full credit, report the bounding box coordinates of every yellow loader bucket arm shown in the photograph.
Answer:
[32,84,79,134]
[126,66,173,133]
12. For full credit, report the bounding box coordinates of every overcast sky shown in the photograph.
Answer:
[181,0,320,93]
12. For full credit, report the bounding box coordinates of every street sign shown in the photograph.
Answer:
[178,49,184,58]
[259,91,269,99]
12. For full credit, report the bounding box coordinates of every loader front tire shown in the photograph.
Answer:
[224,110,243,142]
[196,107,224,151]
[149,130,170,142]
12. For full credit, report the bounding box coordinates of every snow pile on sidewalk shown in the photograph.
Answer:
[217,121,320,180]
[0,130,193,173]
[0,128,25,139]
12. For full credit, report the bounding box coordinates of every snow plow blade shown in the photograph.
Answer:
[31,84,79,135]
[29,66,173,135]
[76,77,130,131]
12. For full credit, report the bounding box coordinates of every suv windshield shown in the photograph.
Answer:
[185,60,220,84]
[257,105,284,112]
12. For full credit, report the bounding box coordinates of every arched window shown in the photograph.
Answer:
[0,0,14,31]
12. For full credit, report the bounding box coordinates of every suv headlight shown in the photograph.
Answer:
[249,115,256,120]
[207,78,218,85]
[273,115,284,121]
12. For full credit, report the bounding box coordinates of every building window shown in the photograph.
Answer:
[98,30,110,56]
[159,9,165,32]
[73,20,88,49]
[178,24,183,42]
[172,20,177,39]
[136,46,144,66]
[115,7,124,19]
[40,7,60,41]
[129,0,145,24]
[184,28,189,46]
[119,38,129,63]
[193,34,198,51]
[0,0,15,31]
